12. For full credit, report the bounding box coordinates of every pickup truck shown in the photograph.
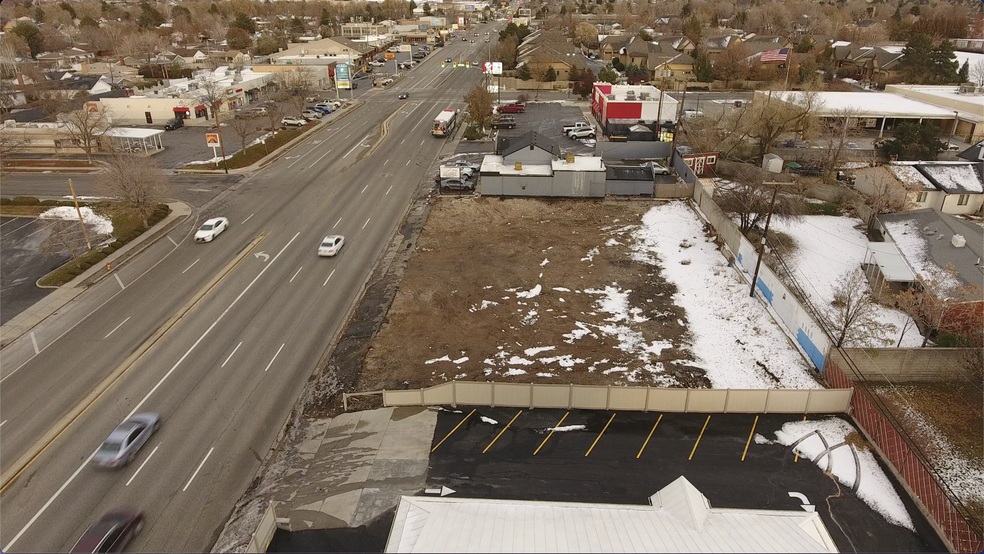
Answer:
[562,122,594,135]
[491,116,516,129]
[497,103,525,113]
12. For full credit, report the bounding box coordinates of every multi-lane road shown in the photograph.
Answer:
[0,26,496,552]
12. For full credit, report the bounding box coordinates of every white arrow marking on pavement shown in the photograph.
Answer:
[424,486,456,497]
[788,491,815,512]
[254,251,270,262]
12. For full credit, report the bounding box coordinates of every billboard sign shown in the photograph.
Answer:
[458,16,465,27]
[335,63,351,89]
[205,133,221,148]
[491,62,503,75]
[399,44,412,52]
[384,52,396,60]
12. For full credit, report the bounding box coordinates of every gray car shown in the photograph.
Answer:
[91,413,160,469]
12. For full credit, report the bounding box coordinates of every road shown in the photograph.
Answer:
[0,174,245,208]
[0,23,498,553]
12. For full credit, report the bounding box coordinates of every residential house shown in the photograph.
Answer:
[742,35,793,50]
[599,35,632,62]
[957,141,984,162]
[35,47,96,70]
[516,30,586,82]
[854,162,984,216]
[171,47,211,68]
[653,36,695,56]
[703,34,743,61]
[648,42,695,88]
[952,37,983,53]
[829,42,905,83]
[209,49,250,66]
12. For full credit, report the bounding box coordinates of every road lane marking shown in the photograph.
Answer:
[636,414,663,459]
[310,149,333,166]
[344,133,351,140]
[182,259,200,274]
[585,413,616,457]
[221,341,243,368]
[534,412,569,455]
[2,450,97,551]
[362,218,370,229]
[332,218,342,229]
[420,139,425,146]
[431,409,476,452]
[0,420,6,428]
[30,332,39,355]
[406,159,411,166]
[401,138,406,145]
[386,185,393,195]
[241,214,254,225]
[182,447,214,492]
[342,135,370,158]
[483,410,522,454]
[114,274,125,290]
[264,343,285,372]
[742,415,759,462]
[322,269,335,287]
[123,232,300,423]
[103,317,131,339]
[3,220,35,236]
[384,158,389,165]
[167,236,179,247]
[125,444,159,486]
[689,415,711,460]
[361,184,369,194]
[289,267,303,282]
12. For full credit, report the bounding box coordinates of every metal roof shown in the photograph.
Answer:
[384,477,838,553]
[864,242,918,283]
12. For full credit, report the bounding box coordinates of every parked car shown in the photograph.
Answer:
[194,217,229,243]
[441,178,475,191]
[314,102,335,113]
[70,511,144,553]
[301,110,323,120]
[370,60,385,67]
[567,127,596,139]
[282,116,307,127]
[164,117,183,130]
[846,141,861,149]
[446,159,480,171]
[491,116,516,129]
[398,92,409,99]
[562,121,593,135]
[309,105,332,114]
[91,413,160,469]
[497,103,525,113]
[682,108,703,120]
[318,235,345,257]
[649,162,671,175]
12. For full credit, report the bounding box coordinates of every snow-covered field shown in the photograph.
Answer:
[39,206,114,237]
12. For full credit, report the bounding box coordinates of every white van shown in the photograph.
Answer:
[380,78,394,86]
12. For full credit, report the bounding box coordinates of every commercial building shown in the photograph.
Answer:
[591,84,679,134]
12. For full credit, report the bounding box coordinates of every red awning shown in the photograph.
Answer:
[173,107,190,113]
[194,105,206,111]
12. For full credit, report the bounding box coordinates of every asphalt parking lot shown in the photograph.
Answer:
[426,408,948,553]
[0,216,68,324]
[494,102,595,155]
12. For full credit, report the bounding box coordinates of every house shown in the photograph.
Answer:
[957,141,984,162]
[742,35,793,50]
[35,47,96,70]
[171,47,211,68]
[703,34,743,61]
[854,162,984,216]
[829,42,905,83]
[209,49,250,66]
[483,131,607,197]
[648,43,695,88]
[383,476,837,553]
[599,35,632,62]
[270,36,375,66]
[516,30,586,82]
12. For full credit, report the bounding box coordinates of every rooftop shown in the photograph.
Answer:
[771,91,960,119]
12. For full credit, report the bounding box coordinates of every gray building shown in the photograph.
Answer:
[481,132,607,197]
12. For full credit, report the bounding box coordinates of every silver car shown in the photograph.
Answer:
[91,413,160,469]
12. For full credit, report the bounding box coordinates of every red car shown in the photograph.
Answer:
[71,511,144,553]
[497,103,525,113]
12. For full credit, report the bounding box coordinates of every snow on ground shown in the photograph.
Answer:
[39,206,114,236]
[770,216,923,347]
[772,417,916,531]
[632,202,819,389]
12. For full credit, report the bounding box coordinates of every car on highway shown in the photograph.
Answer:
[398,92,409,99]
[281,116,307,127]
[194,217,229,243]
[445,57,453,63]
[70,511,144,553]
[318,235,345,257]
[91,413,160,469]
[164,117,183,130]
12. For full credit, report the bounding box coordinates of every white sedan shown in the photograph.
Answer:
[194,217,228,243]
[318,235,345,257]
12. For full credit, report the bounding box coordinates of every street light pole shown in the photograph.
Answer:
[749,181,793,297]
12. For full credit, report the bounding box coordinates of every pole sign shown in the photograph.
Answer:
[491,62,503,75]
[335,63,351,89]
[205,133,221,148]
[399,44,412,52]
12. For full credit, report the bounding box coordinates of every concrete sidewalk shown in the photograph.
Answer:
[0,201,191,349]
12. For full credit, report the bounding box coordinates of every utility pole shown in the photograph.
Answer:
[749,181,793,297]
[211,100,229,174]
[68,179,92,251]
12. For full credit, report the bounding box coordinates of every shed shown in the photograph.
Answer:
[103,127,165,154]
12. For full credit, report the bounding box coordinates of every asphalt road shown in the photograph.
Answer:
[0,173,244,208]
[0,29,495,553]
[0,217,69,325]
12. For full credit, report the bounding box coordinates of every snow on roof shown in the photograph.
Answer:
[552,156,605,172]
[103,127,165,139]
[887,163,934,188]
[880,215,965,292]
[774,91,958,118]
[480,155,552,176]
[865,241,918,282]
[917,163,984,194]
[384,477,838,553]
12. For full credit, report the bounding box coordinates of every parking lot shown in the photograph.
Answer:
[493,101,596,155]
[426,408,948,553]
[0,217,68,324]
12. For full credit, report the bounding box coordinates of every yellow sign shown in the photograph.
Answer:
[205,133,221,147]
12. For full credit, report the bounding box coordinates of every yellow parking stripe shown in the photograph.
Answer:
[794,415,807,462]
[741,415,759,461]
[533,412,569,455]
[636,414,663,459]
[431,409,476,453]
[688,415,711,461]
[585,413,616,457]
[482,410,522,454]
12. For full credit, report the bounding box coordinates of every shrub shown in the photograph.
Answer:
[12,196,40,205]
[79,262,92,270]
[101,246,116,255]
[68,267,84,276]
[111,240,123,249]
[40,199,61,206]
[0,198,10,205]
[463,123,483,140]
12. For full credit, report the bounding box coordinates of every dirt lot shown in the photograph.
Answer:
[358,197,712,392]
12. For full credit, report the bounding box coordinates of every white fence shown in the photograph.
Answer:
[246,501,282,553]
[346,381,853,414]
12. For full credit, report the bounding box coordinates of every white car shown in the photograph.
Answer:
[281,116,307,126]
[650,162,671,175]
[301,110,322,120]
[370,60,385,67]
[318,235,345,257]
[195,217,228,243]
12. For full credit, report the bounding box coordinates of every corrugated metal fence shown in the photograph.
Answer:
[345,381,853,414]
[825,355,984,553]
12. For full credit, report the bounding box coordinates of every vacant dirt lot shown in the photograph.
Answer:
[359,197,713,392]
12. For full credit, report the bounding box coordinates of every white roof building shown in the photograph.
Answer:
[384,477,839,553]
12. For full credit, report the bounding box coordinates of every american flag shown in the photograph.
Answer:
[760,48,790,63]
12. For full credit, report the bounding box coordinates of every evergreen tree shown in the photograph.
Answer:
[879,122,946,161]
[545,67,557,81]
[598,63,619,84]
[611,57,624,71]
[929,40,959,84]
[321,8,332,26]
[137,2,164,30]
[958,60,970,83]
[32,6,45,23]
[231,12,257,33]
[692,47,714,82]
[900,33,934,83]
[518,64,532,80]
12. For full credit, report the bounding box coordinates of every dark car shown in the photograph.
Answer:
[70,511,144,553]
[163,118,183,130]
[491,116,516,129]
[398,92,409,99]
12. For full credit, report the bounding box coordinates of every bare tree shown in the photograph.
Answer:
[527,53,553,100]
[100,151,171,227]
[894,268,984,347]
[823,269,897,347]
[228,112,262,153]
[274,67,316,114]
[748,88,820,159]
[851,167,911,229]
[714,161,803,234]
[970,59,984,88]
[815,107,864,183]
[262,92,289,131]
[714,42,751,88]
[464,84,495,132]
[196,76,232,171]
[38,218,92,267]
[59,104,113,163]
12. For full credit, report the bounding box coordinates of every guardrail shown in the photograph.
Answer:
[343,381,853,413]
